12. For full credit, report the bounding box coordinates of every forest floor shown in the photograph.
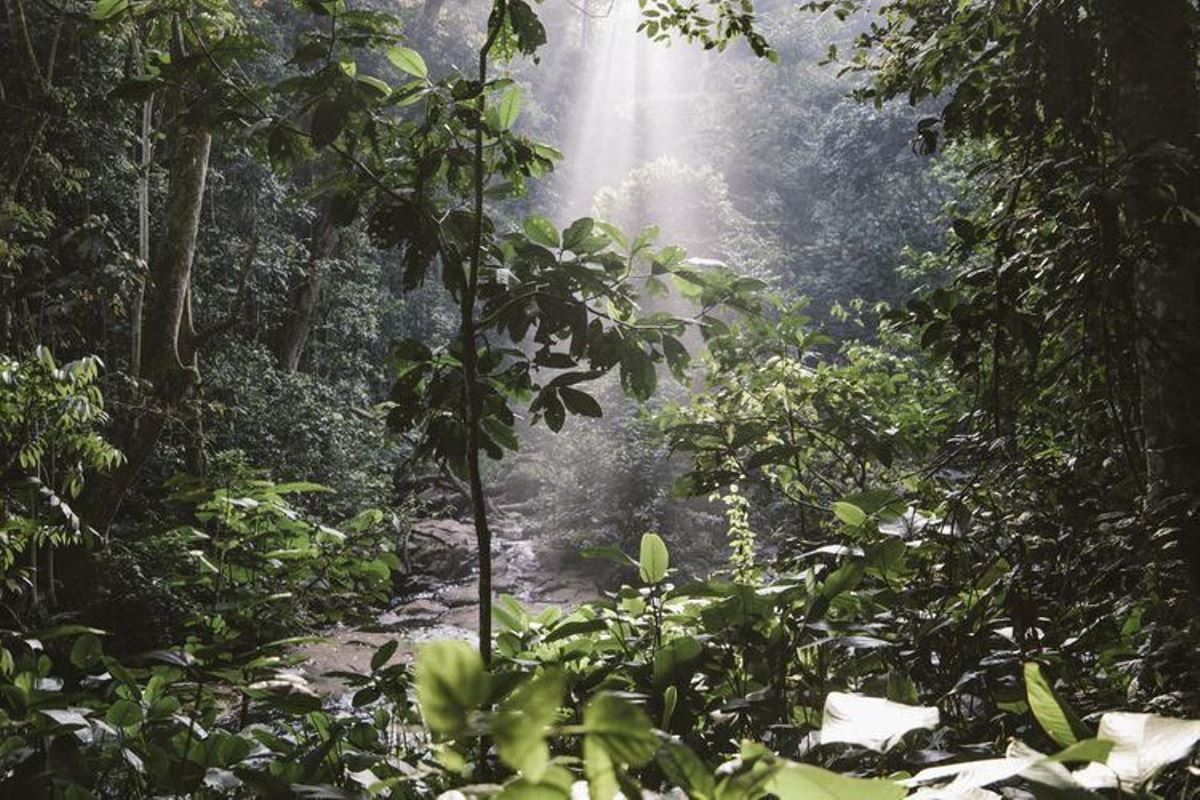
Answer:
[296,514,600,697]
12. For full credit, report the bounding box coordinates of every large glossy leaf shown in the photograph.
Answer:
[1072,712,1200,789]
[1024,662,1090,747]
[818,692,938,751]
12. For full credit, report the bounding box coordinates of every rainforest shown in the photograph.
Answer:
[2,0,1200,797]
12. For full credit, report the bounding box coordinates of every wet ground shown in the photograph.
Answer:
[296,515,600,696]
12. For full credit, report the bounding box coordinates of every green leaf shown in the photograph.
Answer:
[494,669,564,781]
[652,636,702,691]
[1024,662,1090,748]
[584,735,619,800]
[415,641,490,736]
[523,215,560,248]
[496,85,523,130]
[831,501,867,528]
[386,46,428,79]
[1045,737,1113,765]
[106,699,143,728]
[89,0,128,20]
[543,392,566,432]
[355,74,391,98]
[657,740,714,798]
[767,762,905,800]
[639,532,669,584]
[579,546,636,567]
[311,98,346,149]
[370,640,399,671]
[70,634,103,669]
[819,559,865,601]
[562,217,594,251]
[559,387,602,418]
[507,0,548,55]
[496,765,576,799]
[584,694,658,766]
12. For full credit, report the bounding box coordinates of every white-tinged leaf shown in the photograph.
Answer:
[819,692,938,751]
[907,787,1002,800]
[905,739,1111,795]
[905,756,1039,793]
[1072,712,1200,790]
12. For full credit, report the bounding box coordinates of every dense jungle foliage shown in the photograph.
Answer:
[2,0,1200,797]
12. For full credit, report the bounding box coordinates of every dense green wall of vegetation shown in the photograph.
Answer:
[1,0,1199,796]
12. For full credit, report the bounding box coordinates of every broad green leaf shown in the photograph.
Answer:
[494,669,564,781]
[355,74,391,98]
[768,762,905,799]
[106,699,143,728]
[1024,662,1090,748]
[583,694,658,766]
[559,387,602,418]
[652,636,702,691]
[89,0,128,20]
[579,546,636,567]
[820,559,864,599]
[656,740,715,798]
[831,501,866,527]
[495,765,575,799]
[523,215,560,248]
[415,641,490,736]
[639,533,669,584]
[311,98,346,149]
[562,217,594,251]
[1045,738,1114,765]
[370,640,399,671]
[387,46,428,79]
[70,634,103,669]
[584,735,618,800]
[496,85,523,130]
[819,692,938,752]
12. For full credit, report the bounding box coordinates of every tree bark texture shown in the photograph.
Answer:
[276,207,338,372]
[1103,0,1200,591]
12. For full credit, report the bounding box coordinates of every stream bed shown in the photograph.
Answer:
[296,516,600,696]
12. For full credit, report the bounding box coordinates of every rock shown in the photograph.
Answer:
[443,584,480,608]
[402,519,476,583]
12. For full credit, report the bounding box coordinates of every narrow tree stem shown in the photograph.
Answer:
[464,0,508,668]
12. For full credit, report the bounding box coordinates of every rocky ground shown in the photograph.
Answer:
[296,514,602,695]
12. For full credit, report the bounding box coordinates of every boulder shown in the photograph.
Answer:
[401,519,476,584]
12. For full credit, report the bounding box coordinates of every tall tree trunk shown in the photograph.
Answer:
[276,207,338,372]
[1103,0,1200,591]
[84,127,211,532]
[131,38,153,376]
[414,0,447,39]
